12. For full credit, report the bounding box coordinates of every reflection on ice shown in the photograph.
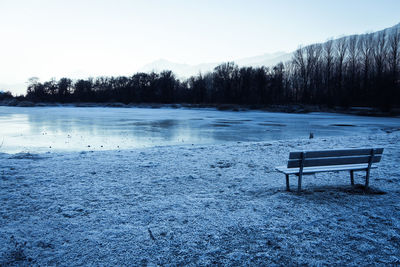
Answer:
[0,106,399,153]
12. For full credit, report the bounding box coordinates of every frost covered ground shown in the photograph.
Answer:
[1,132,400,265]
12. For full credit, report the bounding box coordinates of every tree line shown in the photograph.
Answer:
[21,27,400,110]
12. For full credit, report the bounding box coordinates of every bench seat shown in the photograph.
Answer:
[276,163,377,175]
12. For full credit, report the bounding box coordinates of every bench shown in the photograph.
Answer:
[276,148,384,192]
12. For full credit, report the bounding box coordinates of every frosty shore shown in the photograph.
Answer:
[1,132,400,265]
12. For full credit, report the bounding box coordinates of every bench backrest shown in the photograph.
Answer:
[287,148,384,168]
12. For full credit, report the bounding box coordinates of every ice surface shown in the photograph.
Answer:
[1,130,400,265]
[0,106,400,153]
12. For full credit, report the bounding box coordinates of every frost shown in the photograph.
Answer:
[1,132,400,265]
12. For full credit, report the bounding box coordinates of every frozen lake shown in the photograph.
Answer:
[0,106,399,153]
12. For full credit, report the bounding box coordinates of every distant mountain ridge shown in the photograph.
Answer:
[0,82,26,95]
[139,22,400,78]
[139,52,292,78]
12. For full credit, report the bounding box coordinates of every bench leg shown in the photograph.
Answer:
[285,174,290,191]
[350,170,354,186]
[365,169,370,188]
[297,174,302,193]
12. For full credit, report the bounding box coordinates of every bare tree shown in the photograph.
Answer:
[293,46,307,101]
[388,28,400,107]
[336,37,348,95]
[347,35,360,99]
[373,30,388,79]
[305,44,323,102]
[359,33,374,98]
[324,39,334,100]
[372,30,389,107]
[389,28,400,86]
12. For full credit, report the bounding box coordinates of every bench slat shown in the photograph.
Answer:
[276,163,377,175]
[289,148,383,159]
[287,155,382,168]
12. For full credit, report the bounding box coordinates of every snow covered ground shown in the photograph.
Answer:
[1,131,400,265]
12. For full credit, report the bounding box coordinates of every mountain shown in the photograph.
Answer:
[383,22,400,34]
[0,83,26,96]
[139,22,400,79]
[138,51,293,78]
[235,52,292,67]
[138,59,218,78]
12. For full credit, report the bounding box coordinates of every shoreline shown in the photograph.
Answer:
[1,99,400,117]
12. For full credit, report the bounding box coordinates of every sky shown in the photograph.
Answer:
[0,0,400,95]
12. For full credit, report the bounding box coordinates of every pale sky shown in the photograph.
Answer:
[1,0,400,95]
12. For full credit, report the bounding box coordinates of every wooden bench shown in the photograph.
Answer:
[276,148,384,192]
